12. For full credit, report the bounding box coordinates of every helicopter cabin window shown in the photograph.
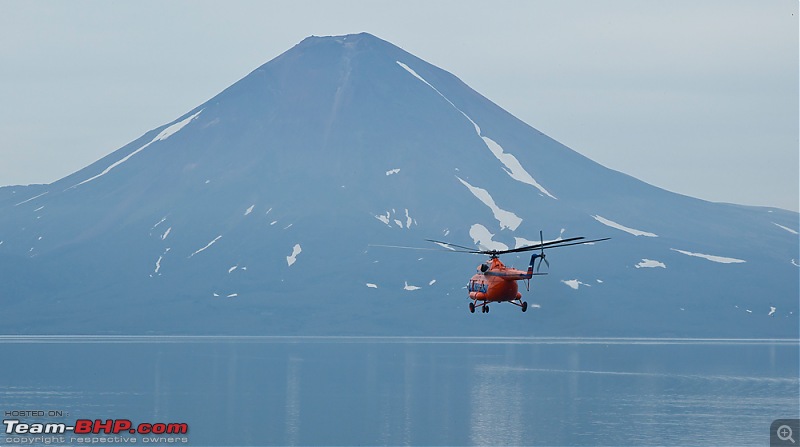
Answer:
[468,280,487,293]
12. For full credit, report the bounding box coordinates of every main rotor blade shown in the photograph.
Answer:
[368,244,462,252]
[382,236,610,256]
[493,236,610,255]
[497,236,586,254]
[425,239,483,253]
[539,237,611,249]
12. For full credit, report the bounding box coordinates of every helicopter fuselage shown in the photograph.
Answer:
[467,257,532,312]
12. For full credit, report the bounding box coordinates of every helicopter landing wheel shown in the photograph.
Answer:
[484,305,490,313]
[469,302,475,313]
[522,301,528,312]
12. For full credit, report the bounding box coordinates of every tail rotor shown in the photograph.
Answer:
[535,230,550,272]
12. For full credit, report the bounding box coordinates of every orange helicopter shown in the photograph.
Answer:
[427,232,610,313]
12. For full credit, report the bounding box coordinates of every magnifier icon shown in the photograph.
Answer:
[778,425,795,443]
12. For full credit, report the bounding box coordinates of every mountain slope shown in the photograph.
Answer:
[1,33,797,337]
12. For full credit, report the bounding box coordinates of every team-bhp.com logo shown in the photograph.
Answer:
[4,418,189,444]
[5,419,188,435]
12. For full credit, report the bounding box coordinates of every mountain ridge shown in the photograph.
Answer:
[1,33,796,337]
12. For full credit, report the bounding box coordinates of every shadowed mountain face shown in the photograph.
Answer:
[1,33,797,336]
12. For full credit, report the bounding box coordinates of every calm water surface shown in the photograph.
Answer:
[1,337,797,446]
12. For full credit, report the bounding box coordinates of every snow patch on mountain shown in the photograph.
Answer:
[14,191,48,206]
[515,237,538,248]
[432,241,457,251]
[160,227,172,241]
[773,222,798,235]
[636,259,666,269]
[152,248,170,275]
[375,212,390,226]
[469,224,509,251]
[592,215,658,237]
[189,235,222,258]
[386,168,400,176]
[396,61,425,82]
[457,177,521,231]
[287,244,302,266]
[562,279,591,290]
[515,230,566,248]
[155,109,203,140]
[374,209,414,229]
[481,136,557,199]
[152,216,167,230]
[396,61,481,122]
[366,283,378,289]
[670,248,745,264]
[71,110,202,189]
[244,205,255,216]
[404,281,421,291]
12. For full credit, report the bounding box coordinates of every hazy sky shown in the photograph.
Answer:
[1,0,797,211]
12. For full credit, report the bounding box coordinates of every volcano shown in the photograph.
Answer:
[1,33,797,337]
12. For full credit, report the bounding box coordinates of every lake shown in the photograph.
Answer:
[1,337,797,446]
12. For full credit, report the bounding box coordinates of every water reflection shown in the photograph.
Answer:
[403,344,415,445]
[284,356,301,446]
[0,337,796,446]
[470,364,523,446]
